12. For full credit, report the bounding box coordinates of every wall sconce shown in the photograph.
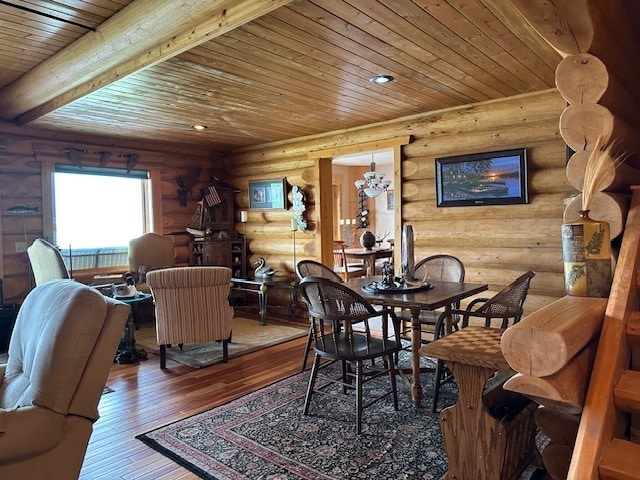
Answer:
[239,210,248,236]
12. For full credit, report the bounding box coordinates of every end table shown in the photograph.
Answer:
[0,304,19,353]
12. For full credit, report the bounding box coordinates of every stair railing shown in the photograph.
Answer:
[568,186,640,479]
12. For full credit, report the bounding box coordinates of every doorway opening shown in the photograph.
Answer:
[332,150,394,249]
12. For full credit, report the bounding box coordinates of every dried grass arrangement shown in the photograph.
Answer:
[581,136,625,212]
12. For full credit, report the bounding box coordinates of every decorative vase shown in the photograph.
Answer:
[401,224,415,281]
[359,231,376,250]
[561,210,612,297]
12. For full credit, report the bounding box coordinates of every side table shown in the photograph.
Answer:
[113,292,152,364]
[230,276,297,325]
[0,304,19,353]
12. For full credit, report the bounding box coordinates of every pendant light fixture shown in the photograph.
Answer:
[354,155,391,198]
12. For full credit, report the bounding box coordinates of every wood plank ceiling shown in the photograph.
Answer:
[0,0,561,152]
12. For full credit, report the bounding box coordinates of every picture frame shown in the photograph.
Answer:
[249,178,287,209]
[386,189,395,210]
[435,148,528,207]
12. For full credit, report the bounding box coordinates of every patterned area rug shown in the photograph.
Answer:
[137,357,458,479]
[135,316,307,368]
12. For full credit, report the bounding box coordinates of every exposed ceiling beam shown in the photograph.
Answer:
[509,0,592,56]
[0,0,293,124]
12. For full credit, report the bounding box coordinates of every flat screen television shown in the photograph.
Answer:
[435,148,528,207]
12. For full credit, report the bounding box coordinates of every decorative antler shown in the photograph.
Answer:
[176,166,202,207]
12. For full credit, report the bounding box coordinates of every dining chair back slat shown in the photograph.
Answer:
[332,242,367,281]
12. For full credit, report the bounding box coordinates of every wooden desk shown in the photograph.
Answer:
[231,276,297,325]
[342,247,393,276]
[344,277,487,406]
[420,326,537,480]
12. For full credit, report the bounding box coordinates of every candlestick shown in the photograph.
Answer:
[292,222,297,271]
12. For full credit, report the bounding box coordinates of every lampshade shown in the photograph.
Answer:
[364,187,382,198]
[355,157,390,198]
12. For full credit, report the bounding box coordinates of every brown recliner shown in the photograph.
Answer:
[0,280,129,479]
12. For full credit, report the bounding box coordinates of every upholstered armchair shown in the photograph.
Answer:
[146,266,234,369]
[128,232,176,293]
[0,279,128,479]
[26,238,70,285]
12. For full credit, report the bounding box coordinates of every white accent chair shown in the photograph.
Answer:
[128,233,176,293]
[26,238,70,285]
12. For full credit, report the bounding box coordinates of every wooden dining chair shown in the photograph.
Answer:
[430,270,536,413]
[397,254,466,342]
[295,259,344,372]
[298,276,402,434]
[332,242,367,281]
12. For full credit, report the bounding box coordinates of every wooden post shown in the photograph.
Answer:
[316,157,333,268]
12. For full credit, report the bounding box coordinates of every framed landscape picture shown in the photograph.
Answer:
[435,148,528,207]
[249,178,287,209]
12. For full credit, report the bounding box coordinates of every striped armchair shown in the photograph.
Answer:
[146,266,234,369]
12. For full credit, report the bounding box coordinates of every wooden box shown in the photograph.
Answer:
[482,380,538,480]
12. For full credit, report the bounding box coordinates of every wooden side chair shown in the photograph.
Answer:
[332,242,367,281]
[431,270,536,413]
[298,276,402,434]
[295,260,343,372]
[397,254,466,342]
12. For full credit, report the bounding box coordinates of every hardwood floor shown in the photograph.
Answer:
[81,318,308,480]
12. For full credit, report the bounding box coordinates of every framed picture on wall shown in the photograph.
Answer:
[249,178,287,209]
[386,189,395,210]
[435,148,528,207]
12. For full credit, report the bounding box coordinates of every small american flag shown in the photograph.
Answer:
[203,185,222,207]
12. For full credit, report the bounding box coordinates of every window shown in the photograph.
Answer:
[53,165,151,270]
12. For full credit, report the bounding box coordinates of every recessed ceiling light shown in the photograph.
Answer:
[192,124,207,131]
[369,74,394,84]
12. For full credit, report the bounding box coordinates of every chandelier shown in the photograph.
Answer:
[354,158,391,198]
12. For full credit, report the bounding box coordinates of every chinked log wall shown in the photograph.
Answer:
[223,89,570,315]
[0,132,214,303]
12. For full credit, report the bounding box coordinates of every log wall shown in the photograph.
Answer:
[223,89,569,314]
[1,89,570,313]
[0,129,219,303]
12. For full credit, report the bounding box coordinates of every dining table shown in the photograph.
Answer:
[344,276,488,407]
[342,247,393,276]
